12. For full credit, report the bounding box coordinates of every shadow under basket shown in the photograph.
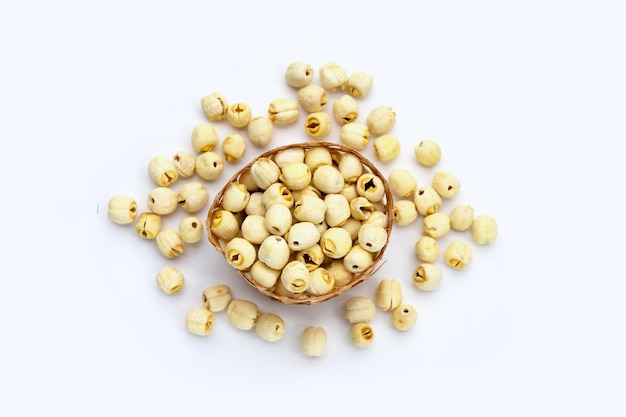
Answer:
[206,141,394,305]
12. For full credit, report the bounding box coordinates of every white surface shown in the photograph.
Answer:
[1,1,625,415]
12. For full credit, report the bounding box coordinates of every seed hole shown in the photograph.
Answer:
[448,185,453,190]
[403,308,409,313]
[293,241,299,246]
[364,178,376,191]
[191,222,198,228]
[213,162,218,168]
[418,190,424,195]
[352,265,358,269]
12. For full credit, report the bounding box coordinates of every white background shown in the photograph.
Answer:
[1,0,625,415]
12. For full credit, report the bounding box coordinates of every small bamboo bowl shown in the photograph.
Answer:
[206,141,394,305]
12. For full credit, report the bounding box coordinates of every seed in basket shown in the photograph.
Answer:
[245,192,266,216]
[363,210,388,228]
[249,260,281,289]
[293,194,327,224]
[220,183,250,213]
[279,161,312,191]
[262,183,294,209]
[324,194,351,227]
[264,204,292,236]
[356,173,385,203]
[338,152,363,183]
[285,221,321,252]
[241,214,270,245]
[312,165,345,194]
[320,227,353,259]
[339,183,359,202]
[349,196,374,221]
[258,235,291,270]
[357,223,388,253]
[341,217,362,241]
[295,244,324,272]
[303,146,333,172]
[249,157,281,190]
[274,147,305,168]
[308,268,335,296]
[326,260,354,287]
[343,245,374,273]
[280,260,311,294]
[225,237,256,271]
[209,210,240,241]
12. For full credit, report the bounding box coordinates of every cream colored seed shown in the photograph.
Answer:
[304,146,333,172]
[472,214,498,244]
[274,147,305,168]
[392,200,418,226]
[347,70,373,98]
[262,182,294,209]
[227,299,259,331]
[339,183,359,204]
[343,245,374,273]
[107,196,137,225]
[285,61,314,88]
[238,170,260,193]
[280,260,310,294]
[297,85,327,113]
[250,157,281,190]
[179,216,203,243]
[300,326,327,357]
[373,134,401,163]
[444,240,473,270]
[324,193,351,227]
[135,212,161,239]
[172,151,196,178]
[356,173,385,203]
[375,278,402,311]
[185,308,214,336]
[345,296,376,323]
[308,267,335,296]
[221,134,246,163]
[414,139,442,167]
[366,105,396,135]
[423,212,451,239]
[388,169,417,198]
[285,221,320,251]
[201,92,228,121]
[319,62,348,91]
[313,165,345,194]
[156,228,184,259]
[350,323,375,348]
[202,284,232,312]
[414,186,442,216]
[241,215,270,245]
[226,102,252,128]
[450,204,475,231]
[264,203,292,236]
[258,235,291,270]
[364,211,388,228]
[156,266,185,294]
[147,187,178,215]
[191,123,219,153]
[177,181,209,213]
[320,227,353,259]
[433,171,461,199]
[245,192,266,216]
[279,162,312,191]
[357,223,388,253]
[326,260,354,287]
[249,260,281,288]
[333,95,359,125]
[292,184,322,201]
[415,236,440,263]
[256,313,286,342]
[148,156,179,187]
[414,263,442,291]
[221,182,250,213]
[268,98,299,126]
[304,112,332,140]
[350,196,374,221]
[195,151,224,181]
[209,210,240,241]
[392,305,417,331]
[296,244,325,271]
[339,122,370,150]
[247,116,274,147]
[341,217,362,241]
[294,194,327,224]
[225,237,256,271]
[338,152,363,183]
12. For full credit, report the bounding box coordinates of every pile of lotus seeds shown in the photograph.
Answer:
[107,61,498,357]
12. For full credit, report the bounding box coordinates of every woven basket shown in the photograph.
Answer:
[206,141,394,305]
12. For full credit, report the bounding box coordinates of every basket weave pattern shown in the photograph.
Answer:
[206,141,394,305]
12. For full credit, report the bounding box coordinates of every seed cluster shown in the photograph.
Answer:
[107,60,499,357]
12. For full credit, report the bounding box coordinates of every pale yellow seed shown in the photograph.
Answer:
[373,134,401,163]
[392,305,417,331]
[388,169,417,198]
[247,116,274,147]
[279,162,312,191]
[444,240,473,270]
[221,182,250,213]
[256,313,286,342]
[221,133,246,162]
[300,326,327,357]
[413,263,442,291]
[262,182,294,209]
[148,156,179,187]
[375,278,403,311]
[320,227,353,259]
[304,112,332,140]
[241,215,270,245]
[191,123,219,153]
[172,151,196,178]
[392,200,418,226]
[195,151,224,181]
[313,165,345,194]
[147,187,177,215]
[308,267,335,296]
[343,245,374,273]
[227,299,259,330]
[347,70,373,98]
[356,173,385,203]
[156,266,184,294]
[264,204,292,236]
[414,185,442,216]
[294,194,327,224]
[107,196,137,225]
[338,152,363,183]
[225,237,256,271]
[209,210,240,241]
[201,92,228,121]
[345,296,376,323]
[258,235,291,270]
[326,260,354,287]
[450,204,475,231]
[185,308,214,336]
[135,212,161,239]
[296,244,325,272]
[333,95,359,125]
[350,196,374,221]
[304,146,333,172]
[202,284,232,312]
[177,182,209,213]
[339,123,370,150]
[472,215,498,244]
[432,171,461,198]
[285,221,321,252]
[250,157,281,190]
[245,192,266,216]
[285,61,314,88]
[319,62,348,91]
[297,85,327,113]
[357,223,388,253]
[268,98,299,126]
[179,216,203,244]
[274,147,305,168]
[155,229,184,259]
[414,139,441,167]
[324,194,351,227]
[350,323,375,348]
[415,236,439,263]
[423,212,451,239]
[366,105,396,134]
[226,102,252,128]
[249,260,281,289]
[280,260,310,294]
